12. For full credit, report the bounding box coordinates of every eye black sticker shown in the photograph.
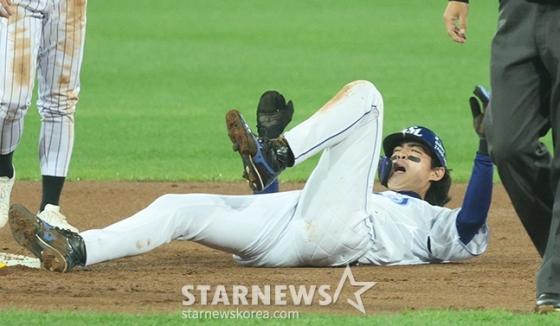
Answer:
[390,155,421,163]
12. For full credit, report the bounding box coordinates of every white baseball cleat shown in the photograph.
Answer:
[37,204,79,233]
[0,170,15,228]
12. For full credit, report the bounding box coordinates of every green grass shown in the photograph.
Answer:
[2,309,560,325]
[12,0,511,183]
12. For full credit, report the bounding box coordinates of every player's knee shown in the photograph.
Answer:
[151,193,211,209]
[346,80,383,113]
[0,92,34,119]
[1,86,35,113]
[39,90,79,118]
[151,194,183,206]
[0,105,25,121]
[39,106,76,119]
[347,80,378,96]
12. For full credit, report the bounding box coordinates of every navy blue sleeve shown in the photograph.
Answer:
[456,153,494,244]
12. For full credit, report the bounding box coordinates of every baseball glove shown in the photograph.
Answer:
[469,85,490,139]
[470,85,490,155]
[256,91,294,139]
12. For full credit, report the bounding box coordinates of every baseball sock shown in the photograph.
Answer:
[40,176,66,211]
[254,179,279,194]
[0,152,14,178]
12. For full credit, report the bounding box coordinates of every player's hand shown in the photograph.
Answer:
[469,85,490,138]
[443,1,469,43]
[0,0,13,19]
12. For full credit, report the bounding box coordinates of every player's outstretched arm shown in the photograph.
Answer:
[443,0,469,43]
[455,86,493,245]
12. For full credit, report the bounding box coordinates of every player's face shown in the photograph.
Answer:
[387,142,445,198]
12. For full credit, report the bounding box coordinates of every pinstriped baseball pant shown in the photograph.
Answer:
[0,0,87,176]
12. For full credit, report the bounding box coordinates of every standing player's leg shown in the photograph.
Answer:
[530,5,560,306]
[35,0,87,231]
[485,1,552,257]
[0,2,46,227]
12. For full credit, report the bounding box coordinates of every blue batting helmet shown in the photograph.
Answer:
[382,126,447,168]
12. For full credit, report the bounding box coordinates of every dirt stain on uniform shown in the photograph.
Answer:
[6,4,24,26]
[63,0,87,54]
[57,0,87,89]
[8,6,31,87]
[304,221,318,241]
[59,70,71,85]
[316,81,364,114]
[136,239,152,250]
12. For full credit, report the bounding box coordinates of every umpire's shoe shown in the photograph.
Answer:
[226,109,294,191]
[8,204,86,273]
[535,293,560,313]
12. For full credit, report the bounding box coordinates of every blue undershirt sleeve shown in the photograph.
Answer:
[456,153,494,244]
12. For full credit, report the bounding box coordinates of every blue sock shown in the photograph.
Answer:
[253,179,279,194]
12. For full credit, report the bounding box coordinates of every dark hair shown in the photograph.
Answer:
[424,158,452,206]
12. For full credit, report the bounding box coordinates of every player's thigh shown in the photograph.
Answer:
[37,0,86,99]
[0,5,43,111]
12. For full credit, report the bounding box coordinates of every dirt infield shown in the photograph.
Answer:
[0,181,542,315]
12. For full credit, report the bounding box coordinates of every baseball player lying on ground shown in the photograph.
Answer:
[7,80,493,272]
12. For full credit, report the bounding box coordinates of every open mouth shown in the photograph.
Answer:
[393,162,406,173]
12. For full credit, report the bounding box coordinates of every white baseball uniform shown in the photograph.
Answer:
[81,80,489,267]
[0,0,87,176]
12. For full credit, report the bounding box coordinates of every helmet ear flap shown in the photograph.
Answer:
[377,156,393,187]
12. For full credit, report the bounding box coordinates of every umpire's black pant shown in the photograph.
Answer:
[484,0,560,296]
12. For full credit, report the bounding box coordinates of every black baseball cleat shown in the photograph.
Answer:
[534,293,560,313]
[8,203,86,273]
[256,90,294,139]
[226,109,293,191]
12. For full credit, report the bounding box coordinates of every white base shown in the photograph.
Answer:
[0,252,41,268]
